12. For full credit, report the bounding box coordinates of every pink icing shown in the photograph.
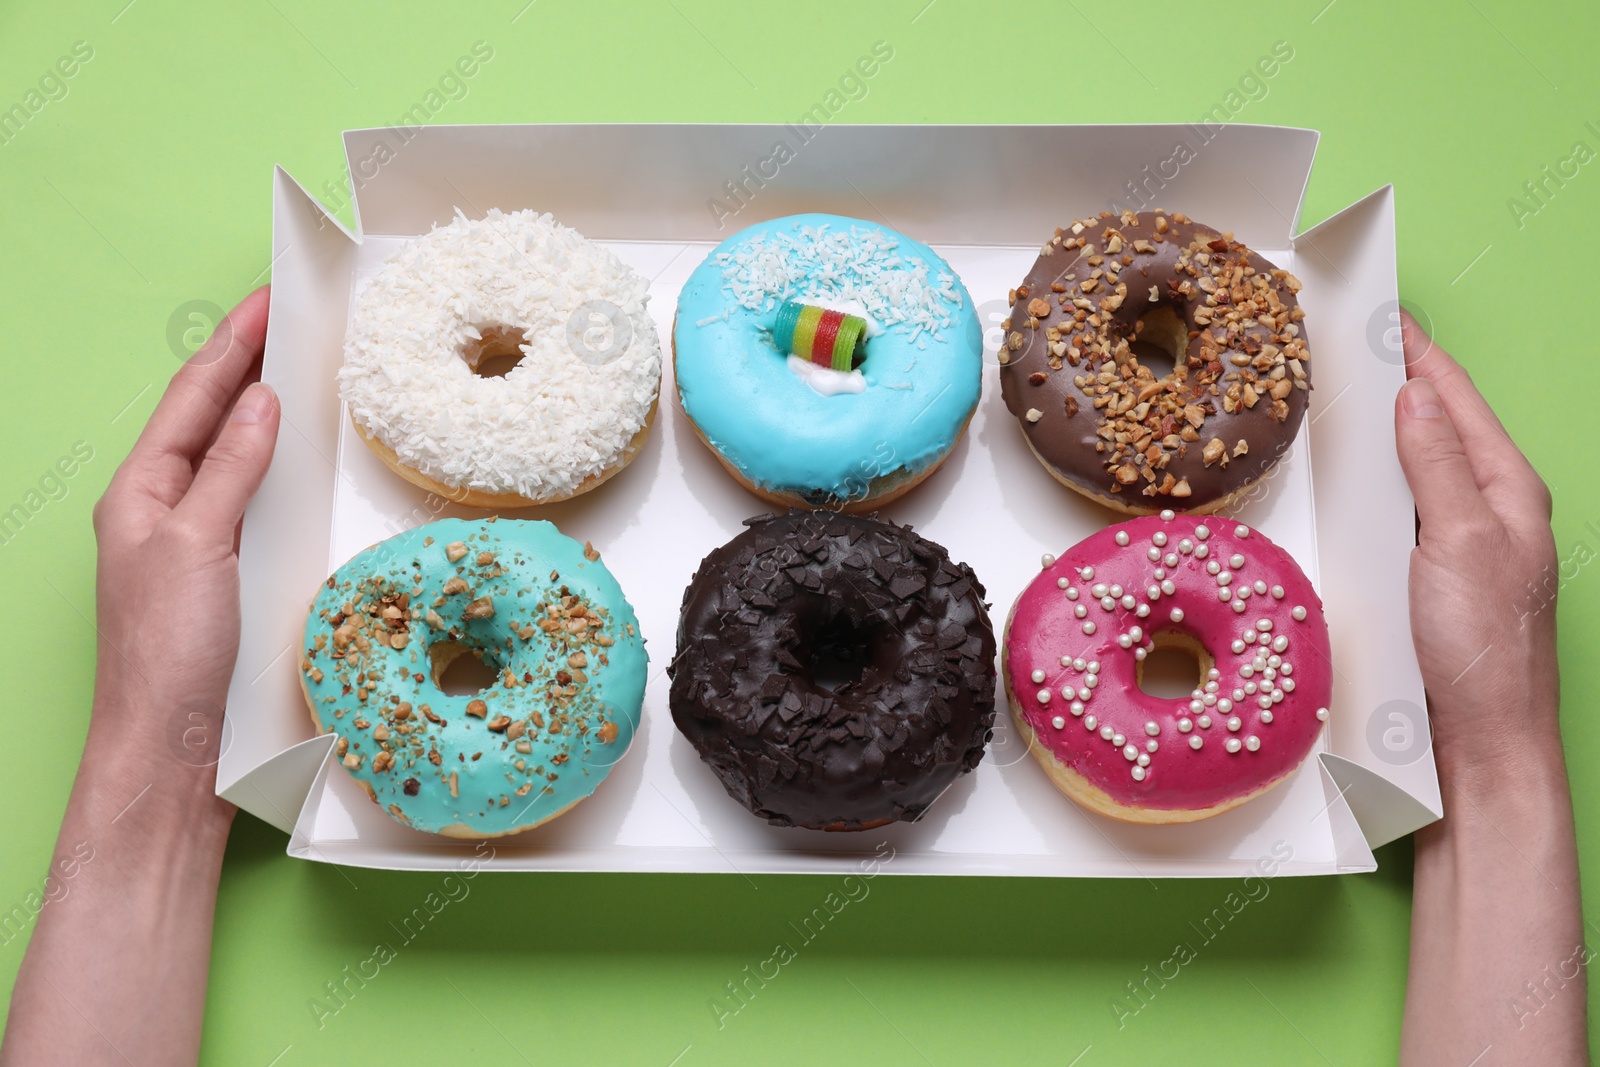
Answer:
[1006,513,1332,812]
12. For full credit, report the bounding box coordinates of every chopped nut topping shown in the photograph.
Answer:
[445,541,468,562]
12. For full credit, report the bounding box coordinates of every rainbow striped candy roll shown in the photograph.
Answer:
[773,300,867,372]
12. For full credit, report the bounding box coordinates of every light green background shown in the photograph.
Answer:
[2,1,1596,1062]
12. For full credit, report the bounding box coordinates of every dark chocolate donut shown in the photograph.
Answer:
[668,512,996,830]
[998,210,1311,514]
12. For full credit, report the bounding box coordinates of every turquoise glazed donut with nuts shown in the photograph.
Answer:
[298,517,647,838]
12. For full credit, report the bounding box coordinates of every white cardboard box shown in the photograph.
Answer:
[222,123,1441,877]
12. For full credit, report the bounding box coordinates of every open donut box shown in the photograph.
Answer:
[222,124,1441,878]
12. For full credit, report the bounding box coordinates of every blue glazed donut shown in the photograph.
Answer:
[298,517,648,838]
[673,214,982,511]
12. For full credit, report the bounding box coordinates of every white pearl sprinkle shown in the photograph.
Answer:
[1136,604,1150,618]
[1147,585,1162,600]
[1253,580,1267,595]
[1240,664,1255,678]
[1085,715,1098,730]
[1217,698,1233,713]
[1161,579,1176,596]
[1060,686,1075,701]
[1153,532,1168,547]
[1189,699,1204,713]
[1245,735,1261,752]
[1229,553,1245,569]
[1195,543,1210,559]
[1226,716,1242,732]
[1292,606,1307,622]
[1217,571,1233,586]
[1132,765,1146,781]
[1178,718,1193,733]
[1036,689,1051,704]
[1121,594,1136,610]
[1066,587,1079,600]
[1206,560,1221,575]
[1057,576,1070,589]
[1235,525,1249,538]
[1118,634,1132,648]
[1259,695,1274,709]
[1218,588,1233,602]
[1236,585,1251,600]
[1232,601,1247,613]
[1260,710,1273,724]
[1088,661,1100,673]
[1091,583,1108,598]
[1101,596,1116,611]
[1078,687,1091,701]
[1244,682,1257,695]
[1179,539,1194,554]
[1282,678,1295,693]
[1100,725,1115,740]
[1154,567,1166,579]
[1082,622,1096,635]
[1316,707,1329,721]
[1267,654,1282,668]
[1207,668,1219,680]
[1074,604,1087,618]
[1080,566,1095,580]
[1061,655,1075,668]
[1164,552,1179,567]
[1270,585,1285,600]
[1085,674,1099,689]
[1226,737,1243,753]
[1231,639,1246,654]
[1257,632,1272,646]
[1069,700,1085,716]
[1110,584,1124,598]
[1170,608,1185,623]
[1130,626,1143,641]
[1202,693,1217,706]
[1134,647,1147,660]
[1123,744,1138,761]
[1137,752,1151,767]
[1195,525,1210,540]
[1115,531,1130,546]
[1112,732,1126,747]
[1233,688,1246,702]
[1272,636,1289,653]
[1072,658,1086,671]
[1256,619,1273,632]
[1281,663,1293,676]
[1041,554,1056,569]
[1160,509,1175,521]
[1197,714,1213,729]
[1031,668,1046,684]
[1190,735,1204,750]
[1145,721,1160,736]
[1147,547,1162,561]
[1052,715,1066,729]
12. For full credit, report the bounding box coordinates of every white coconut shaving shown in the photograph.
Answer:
[338,208,662,500]
[715,221,963,339]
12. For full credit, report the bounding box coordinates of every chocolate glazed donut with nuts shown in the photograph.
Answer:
[668,512,996,830]
[999,210,1312,514]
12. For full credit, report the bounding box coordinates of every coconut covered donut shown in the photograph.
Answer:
[299,517,648,838]
[998,209,1310,514]
[339,209,662,508]
[1003,511,1331,823]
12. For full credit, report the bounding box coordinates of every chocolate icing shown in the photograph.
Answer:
[668,512,996,830]
[998,210,1311,512]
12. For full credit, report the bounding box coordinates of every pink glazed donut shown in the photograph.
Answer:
[1003,511,1332,823]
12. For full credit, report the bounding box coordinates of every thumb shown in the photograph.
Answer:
[1394,377,1491,536]
[174,383,280,536]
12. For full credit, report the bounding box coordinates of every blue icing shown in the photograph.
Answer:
[674,213,982,503]
[300,517,647,837]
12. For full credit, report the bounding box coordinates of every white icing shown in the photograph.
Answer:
[786,354,866,396]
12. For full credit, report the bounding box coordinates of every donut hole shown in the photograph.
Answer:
[461,324,528,379]
[1136,630,1214,699]
[1130,304,1188,381]
[428,639,502,696]
[806,612,875,693]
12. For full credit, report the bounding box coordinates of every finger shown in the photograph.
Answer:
[173,382,280,536]
[114,287,271,510]
[1398,309,1551,523]
[1394,377,1495,537]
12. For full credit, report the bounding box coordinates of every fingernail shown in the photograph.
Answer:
[1401,378,1444,419]
[231,383,276,424]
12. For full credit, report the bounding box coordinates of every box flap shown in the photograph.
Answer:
[1292,185,1443,832]
[217,167,356,808]
[341,124,1319,247]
